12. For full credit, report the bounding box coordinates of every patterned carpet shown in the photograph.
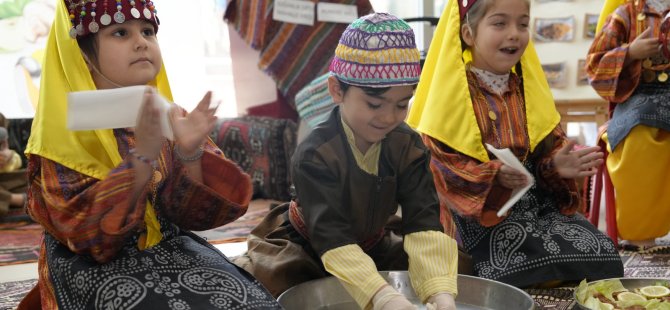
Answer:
[0,279,36,310]
[0,221,42,266]
[193,199,277,244]
[0,200,277,267]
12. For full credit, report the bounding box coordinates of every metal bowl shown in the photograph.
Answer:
[574,277,670,309]
[277,271,535,310]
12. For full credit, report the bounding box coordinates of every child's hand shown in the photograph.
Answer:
[0,149,9,167]
[372,285,416,310]
[627,27,660,61]
[169,91,218,156]
[552,140,603,179]
[134,88,165,160]
[426,292,456,310]
[496,164,528,189]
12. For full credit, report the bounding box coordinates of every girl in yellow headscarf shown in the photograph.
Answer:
[407,0,624,287]
[18,1,281,309]
[586,0,670,246]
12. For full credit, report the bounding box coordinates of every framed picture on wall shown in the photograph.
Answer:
[584,13,599,38]
[542,62,568,89]
[534,16,575,42]
[576,59,589,86]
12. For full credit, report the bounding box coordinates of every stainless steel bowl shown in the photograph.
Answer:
[278,271,535,310]
[574,277,670,309]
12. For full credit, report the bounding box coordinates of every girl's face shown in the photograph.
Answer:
[91,20,162,89]
[327,77,413,154]
[462,0,530,74]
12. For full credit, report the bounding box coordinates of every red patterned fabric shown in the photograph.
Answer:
[212,116,297,201]
[585,1,670,104]
[224,0,374,106]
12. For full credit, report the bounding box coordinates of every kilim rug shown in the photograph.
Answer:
[0,279,36,310]
[191,199,276,244]
[526,286,577,310]
[621,245,670,278]
[0,221,42,266]
[0,200,276,266]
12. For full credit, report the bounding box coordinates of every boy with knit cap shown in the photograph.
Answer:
[236,13,458,310]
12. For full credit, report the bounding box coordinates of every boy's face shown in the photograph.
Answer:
[90,20,162,89]
[327,76,413,153]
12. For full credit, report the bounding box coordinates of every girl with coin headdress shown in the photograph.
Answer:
[18,1,281,309]
[407,0,624,287]
[586,0,670,247]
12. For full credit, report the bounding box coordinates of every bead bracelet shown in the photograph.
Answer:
[129,149,158,169]
[174,145,204,162]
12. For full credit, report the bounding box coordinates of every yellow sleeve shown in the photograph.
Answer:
[321,244,387,310]
[0,151,22,173]
[405,230,458,302]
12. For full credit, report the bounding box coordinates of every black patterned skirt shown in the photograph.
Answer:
[454,185,624,288]
[44,225,282,310]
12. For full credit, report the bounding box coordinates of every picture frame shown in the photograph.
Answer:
[576,59,589,86]
[584,13,599,39]
[534,16,576,42]
[542,62,568,89]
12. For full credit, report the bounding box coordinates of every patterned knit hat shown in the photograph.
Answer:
[64,0,159,38]
[329,13,421,87]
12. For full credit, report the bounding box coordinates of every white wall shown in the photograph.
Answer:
[227,27,278,116]
[531,0,603,101]
[158,0,238,117]
[0,0,241,119]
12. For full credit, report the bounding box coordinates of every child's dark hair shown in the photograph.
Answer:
[77,34,98,66]
[337,79,416,97]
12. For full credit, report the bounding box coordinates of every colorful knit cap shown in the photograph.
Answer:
[329,13,421,87]
[64,0,158,38]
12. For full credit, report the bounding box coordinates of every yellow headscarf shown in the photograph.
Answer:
[406,0,560,163]
[26,1,172,248]
[597,0,626,34]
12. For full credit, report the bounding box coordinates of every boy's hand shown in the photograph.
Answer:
[628,28,660,61]
[426,292,456,310]
[169,91,218,157]
[496,164,528,189]
[0,149,8,167]
[372,285,417,310]
[134,88,165,160]
[552,140,603,179]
